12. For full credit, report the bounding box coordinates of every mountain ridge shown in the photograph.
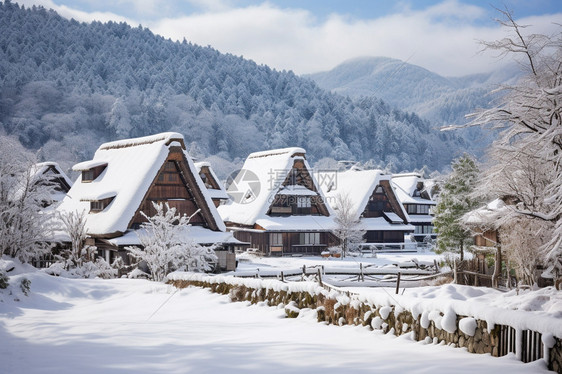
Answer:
[0,2,468,175]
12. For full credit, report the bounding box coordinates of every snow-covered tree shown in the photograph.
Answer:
[0,136,53,263]
[126,202,217,282]
[332,193,365,258]
[433,155,481,261]
[460,9,562,287]
[53,209,117,278]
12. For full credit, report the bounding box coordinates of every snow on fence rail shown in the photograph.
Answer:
[167,272,562,372]
[227,262,440,286]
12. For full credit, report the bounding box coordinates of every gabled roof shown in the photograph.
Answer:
[30,162,73,203]
[463,198,507,229]
[319,168,412,230]
[218,147,332,227]
[32,162,72,186]
[321,168,407,220]
[194,161,229,201]
[57,132,225,237]
[391,172,436,205]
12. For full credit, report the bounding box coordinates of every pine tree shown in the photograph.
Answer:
[433,154,480,260]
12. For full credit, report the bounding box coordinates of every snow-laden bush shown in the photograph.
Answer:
[0,268,8,289]
[0,136,54,263]
[55,210,118,279]
[126,202,218,282]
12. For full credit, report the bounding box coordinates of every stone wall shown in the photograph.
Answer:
[168,278,561,373]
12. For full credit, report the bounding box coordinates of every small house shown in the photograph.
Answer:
[57,132,236,271]
[321,167,414,250]
[195,161,229,207]
[31,162,73,205]
[391,173,437,243]
[218,147,338,256]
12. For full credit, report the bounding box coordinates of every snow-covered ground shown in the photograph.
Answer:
[0,257,554,374]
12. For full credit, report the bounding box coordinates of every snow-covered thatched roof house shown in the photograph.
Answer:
[320,167,414,247]
[462,198,507,254]
[218,147,338,256]
[195,161,229,207]
[31,162,73,205]
[57,133,235,266]
[391,173,436,242]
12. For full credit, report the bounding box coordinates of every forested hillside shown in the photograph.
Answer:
[307,56,516,145]
[0,2,467,175]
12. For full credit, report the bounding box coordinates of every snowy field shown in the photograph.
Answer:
[0,257,555,374]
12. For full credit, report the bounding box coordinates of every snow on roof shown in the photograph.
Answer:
[358,217,415,231]
[31,162,73,188]
[255,216,336,232]
[194,161,229,200]
[247,147,306,159]
[391,173,435,205]
[58,132,225,236]
[276,185,317,196]
[463,199,507,227]
[320,169,385,220]
[72,160,108,171]
[383,212,403,223]
[106,225,236,246]
[321,168,409,222]
[99,132,184,150]
[218,147,331,226]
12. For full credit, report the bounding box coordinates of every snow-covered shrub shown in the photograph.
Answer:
[126,202,218,282]
[57,210,118,279]
[0,268,8,289]
[19,278,31,296]
[332,193,365,258]
[0,136,54,263]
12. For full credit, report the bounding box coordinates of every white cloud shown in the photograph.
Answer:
[146,1,561,76]
[18,0,134,23]
[17,0,562,76]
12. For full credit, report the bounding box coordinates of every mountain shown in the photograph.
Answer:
[0,2,468,175]
[306,56,519,131]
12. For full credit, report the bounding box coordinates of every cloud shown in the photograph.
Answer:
[17,0,562,76]
[18,0,134,23]
[147,0,561,76]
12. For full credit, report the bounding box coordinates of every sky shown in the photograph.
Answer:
[15,0,562,76]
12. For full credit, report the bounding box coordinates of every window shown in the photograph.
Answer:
[270,233,283,246]
[300,232,320,245]
[81,164,107,183]
[82,170,95,181]
[89,196,115,213]
[164,161,176,171]
[414,225,434,234]
[297,197,311,208]
[407,204,431,214]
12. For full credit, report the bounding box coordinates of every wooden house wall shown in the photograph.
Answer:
[232,229,339,256]
[475,229,498,247]
[365,230,407,243]
[128,147,218,231]
[361,180,408,223]
[198,166,221,190]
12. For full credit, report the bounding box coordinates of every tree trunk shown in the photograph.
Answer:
[460,241,464,261]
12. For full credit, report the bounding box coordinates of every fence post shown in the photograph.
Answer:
[360,263,364,282]
[280,271,284,282]
[453,259,458,284]
[395,272,401,294]
[317,268,323,287]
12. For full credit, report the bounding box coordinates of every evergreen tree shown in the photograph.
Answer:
[433,154,480,260]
